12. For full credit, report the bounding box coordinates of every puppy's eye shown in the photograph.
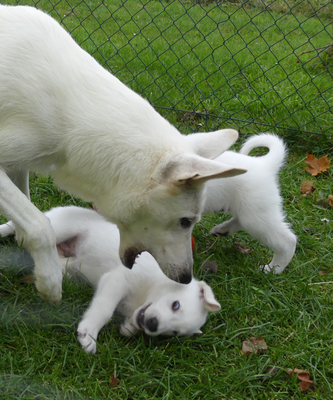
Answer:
[172,301,180,311]
[173,330,178,336]
[179,218,192,229]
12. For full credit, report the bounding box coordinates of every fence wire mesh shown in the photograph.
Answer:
[4,0,333,137]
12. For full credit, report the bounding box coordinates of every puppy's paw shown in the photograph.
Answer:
[0,221,15,237]
[210,227,229,237]
[210,222,230,237]
[260,264,285,274]
[120,318,140,337]
[77,324,98,354]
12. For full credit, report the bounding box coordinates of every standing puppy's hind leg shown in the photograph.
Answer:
[0,169,63,303]
[260,228,297,274]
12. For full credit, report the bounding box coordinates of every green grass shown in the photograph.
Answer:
[1,0,333,398]
[0,150,333,399]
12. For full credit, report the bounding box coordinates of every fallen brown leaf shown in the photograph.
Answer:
[319,270,330,275]
[241,336,267,356]
[300,180,315,196]
[304,154,330,176]
[110,372,119,387]
[234,242,251,254]
[285,368,314,392]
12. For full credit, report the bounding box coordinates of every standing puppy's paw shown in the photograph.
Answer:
[210,225,229,237]
[260,264,286,274]
[77,323,98,354]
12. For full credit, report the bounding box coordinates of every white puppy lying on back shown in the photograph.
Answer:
[43,206,221,354]
[204,134,297,273]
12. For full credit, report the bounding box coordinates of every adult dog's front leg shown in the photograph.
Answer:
[0,169,30,237]
[0,169,63,303]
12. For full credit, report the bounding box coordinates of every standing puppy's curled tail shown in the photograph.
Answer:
[239,133,287,173]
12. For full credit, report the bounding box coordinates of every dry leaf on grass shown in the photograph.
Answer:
[304,154,330,176]
[319,270,330,275]
[234,242,251,254]
[300,180,315,196]
[285,368,314,392]
[110,372,119,387]
[241,336,267,356]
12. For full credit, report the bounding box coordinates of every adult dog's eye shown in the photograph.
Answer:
[172,301,180,311]
[179,217,192,229]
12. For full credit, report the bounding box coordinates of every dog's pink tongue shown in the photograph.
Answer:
[57,237,78,257]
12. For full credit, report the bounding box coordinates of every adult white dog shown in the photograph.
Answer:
[204,134,297,273]
[0,5,245,303]
[43,206,221,354]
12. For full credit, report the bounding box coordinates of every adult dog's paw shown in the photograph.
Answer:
[35,270,63,304]
[77,324,98,354]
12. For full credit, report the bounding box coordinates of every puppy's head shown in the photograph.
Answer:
[120,280,221,337]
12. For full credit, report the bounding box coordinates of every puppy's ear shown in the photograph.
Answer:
[198,281,221,312]
[186,129,238,159]
[162,155,247,185]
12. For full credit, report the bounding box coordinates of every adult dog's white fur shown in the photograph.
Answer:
[42,206,221,354]
[204,134,297,273]
[0,5,245,303]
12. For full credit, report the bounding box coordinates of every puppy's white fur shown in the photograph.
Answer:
[0,5,246,303]
[204,134,297,273]
[43,206,221,354]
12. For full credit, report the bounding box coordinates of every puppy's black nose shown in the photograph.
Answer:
[146,317,158,332]
[178,272,192,285]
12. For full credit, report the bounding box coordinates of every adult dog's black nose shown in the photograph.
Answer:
[178,272,192,285]
[146,317,158,333]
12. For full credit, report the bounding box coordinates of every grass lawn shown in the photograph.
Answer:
[0,144,332,399]
[1,0,333,399]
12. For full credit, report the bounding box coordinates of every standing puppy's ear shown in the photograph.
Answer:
[198,281,221,312]
[186,129,239,159]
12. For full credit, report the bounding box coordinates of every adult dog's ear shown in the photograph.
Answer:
[198,281,221,312]
[162,155,247,185]
[186,129,238,159]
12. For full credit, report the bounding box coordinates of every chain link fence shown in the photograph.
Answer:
[4,0,333,137]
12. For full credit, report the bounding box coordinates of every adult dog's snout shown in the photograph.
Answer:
[178,272,192,284]
[121,246,142,269]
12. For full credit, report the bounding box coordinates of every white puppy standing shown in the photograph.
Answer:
[204,134,297,273]
[0,5,245,303]
[43,206,221,354]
